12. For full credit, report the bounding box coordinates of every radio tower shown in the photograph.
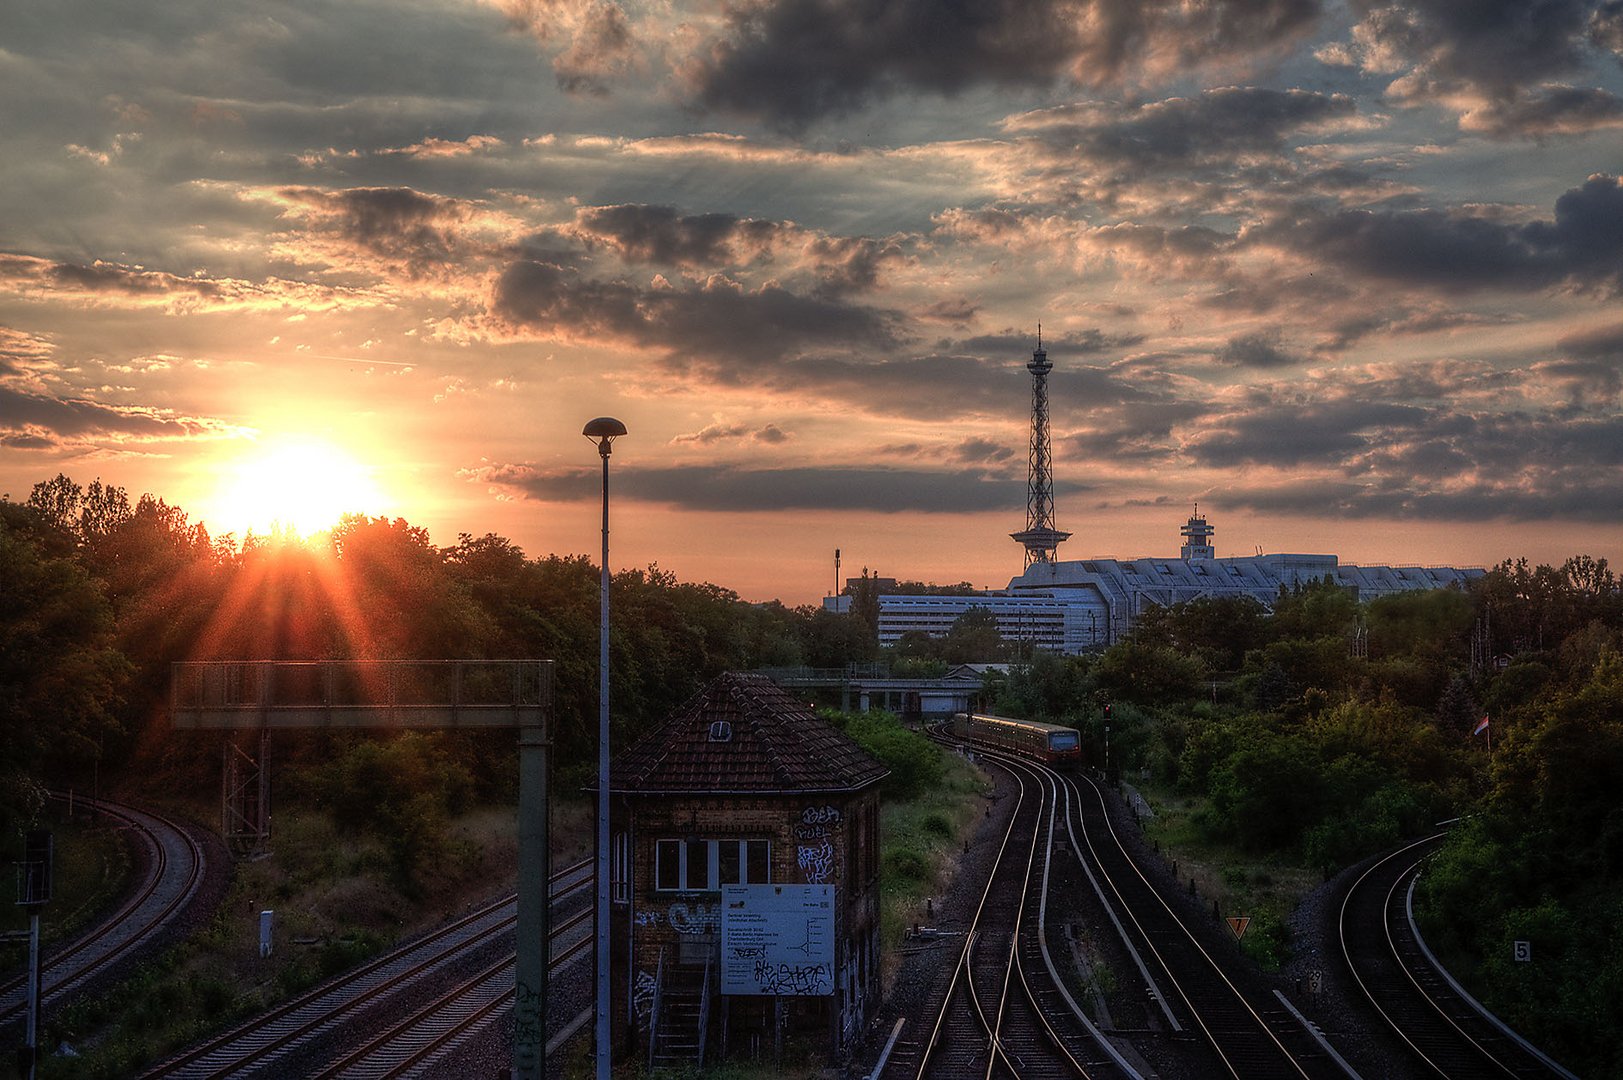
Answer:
[1011,328,1071,567]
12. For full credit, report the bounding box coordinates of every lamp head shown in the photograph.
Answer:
[583,416,627,456]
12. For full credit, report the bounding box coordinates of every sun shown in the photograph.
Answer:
[206,435,389,539]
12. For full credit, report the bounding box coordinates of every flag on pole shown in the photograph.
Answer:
[1473,715,1490,736]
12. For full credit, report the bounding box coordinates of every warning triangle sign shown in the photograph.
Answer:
[1227,916,1250,940]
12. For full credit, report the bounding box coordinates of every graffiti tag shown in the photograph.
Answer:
[668,901,720,934]
[798,840,836,884]
[753,960,832,996]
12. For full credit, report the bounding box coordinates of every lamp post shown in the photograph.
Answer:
[583,417,625,1080]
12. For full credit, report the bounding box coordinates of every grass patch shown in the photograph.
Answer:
[877,747,993,985]
[1135,780,1317,971]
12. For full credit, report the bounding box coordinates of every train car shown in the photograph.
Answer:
[951,712,1081,769]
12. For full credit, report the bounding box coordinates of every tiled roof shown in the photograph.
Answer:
[610,672,888,794]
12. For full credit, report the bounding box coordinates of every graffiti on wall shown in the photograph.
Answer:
[668,901,720,934]
[753,960,833,996]
[797,804,841,883]
[798,838,836,883]
[633,969,657,1023]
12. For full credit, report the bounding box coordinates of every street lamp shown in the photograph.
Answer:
[584,416,625,1080]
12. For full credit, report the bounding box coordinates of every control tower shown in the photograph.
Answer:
[1010,333,1071,566]
[1180,510,1215,560]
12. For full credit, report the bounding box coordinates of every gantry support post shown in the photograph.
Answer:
[513,718,549,1080]
[172,659,552,1077]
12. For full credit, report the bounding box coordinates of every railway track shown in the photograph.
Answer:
[142,859,592,1079]
[1060,766,1336,1080]
[0,795,205,1028]
[307,906,594,1080]
[1338,835,1578,1079]
[886,750,1134,1079]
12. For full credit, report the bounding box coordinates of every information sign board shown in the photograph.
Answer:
[720,884,835,996]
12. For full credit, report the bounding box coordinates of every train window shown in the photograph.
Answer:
[1050,730,1080,751]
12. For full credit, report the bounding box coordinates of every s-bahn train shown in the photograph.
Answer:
[951,712,1082,769]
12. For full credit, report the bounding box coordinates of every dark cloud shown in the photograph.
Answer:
[1463,85,1623,137]
[0,253,225,301]
[670,421,793,445]
[918,297,980,323]
[1213,331,1304,368]
[1335,0,1623,135]
[952,437,1017,464]
[686,0,1322,128]
[1187,400,1434,468]
[722,352,1014,416]
[1558,320,1623,357]
[488,259,903,359]
[0,385,230,442]
[569,204,905,295]
[1347,0,1604,95]
[944,327,1143,356]
[1249,174,1623,295]
[553,1,636,94]
[276,186,475,278]
[803,235,905,297]
[702,348,1163,421]
[1183,390,1623,522]
[1,431,59,450]
[464,460,1030,513]
[1218,470,1623,523]
[571,204,780,267]
[1015,87,1358,169]
[687,0,1081,128]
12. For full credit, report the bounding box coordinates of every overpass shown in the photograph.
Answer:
[754,663,1003,720]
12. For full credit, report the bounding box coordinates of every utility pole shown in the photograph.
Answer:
[16,829,52,1080]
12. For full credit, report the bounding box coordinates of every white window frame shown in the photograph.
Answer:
[654,838,771,892]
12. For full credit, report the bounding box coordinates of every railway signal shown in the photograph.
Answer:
[16,829,52,1080]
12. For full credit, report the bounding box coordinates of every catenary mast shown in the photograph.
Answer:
[1010,329,1071,566]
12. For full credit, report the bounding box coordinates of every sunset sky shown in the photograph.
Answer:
[3,0,1621,604]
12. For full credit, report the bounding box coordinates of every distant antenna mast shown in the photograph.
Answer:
[1011,329,1071,567]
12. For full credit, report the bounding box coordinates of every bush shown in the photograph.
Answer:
[821,709,943,801]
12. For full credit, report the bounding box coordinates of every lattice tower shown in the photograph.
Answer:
[1011,332,1071,566]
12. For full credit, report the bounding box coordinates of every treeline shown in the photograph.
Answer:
[0,475,877,856]
[978,563,1621,1074]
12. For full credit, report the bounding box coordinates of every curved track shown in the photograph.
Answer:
[1338,835,1577,1079]
[142,859,592,1079]
[885,749,1135,1080]
[0,795,205,1027]
[1058,766,1336,1080]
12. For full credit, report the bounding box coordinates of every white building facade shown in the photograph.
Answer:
[876,515,1485,656]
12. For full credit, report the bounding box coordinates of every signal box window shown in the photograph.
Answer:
[655,838,771,892]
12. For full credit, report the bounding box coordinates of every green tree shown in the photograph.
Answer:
[941,606,1007,664]
[0,504,130,822]
[1095,639,1207,705]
